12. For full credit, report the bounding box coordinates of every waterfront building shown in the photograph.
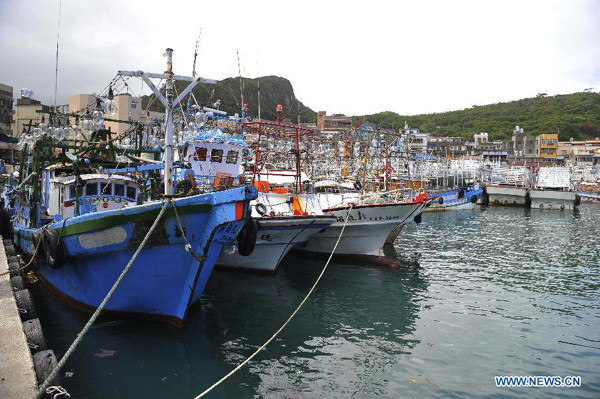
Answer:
[401,123,428,153]
[0,83,13,136]
[536,133,558,158]
[11,97,49,136]
[316,110,352,132]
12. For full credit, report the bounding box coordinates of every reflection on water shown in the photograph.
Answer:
[33,206,600,398]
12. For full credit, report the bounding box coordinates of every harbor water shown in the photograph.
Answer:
[32,205,600,398]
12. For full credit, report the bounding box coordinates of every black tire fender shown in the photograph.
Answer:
[255,203,267,216]
[237,219,258,257]
[353,181,363,191]
[4,244,16,256]
[8,260,21,276]
[471,194,478,204]
[575,194,581,206]
[14,289,38,321]
[414,213,422,224]
[438,196,444,204]
[11,275,25,290]
[23,318,47,354]
[33,349,59,386]
[0,208,10,239]
[43,229,65,269]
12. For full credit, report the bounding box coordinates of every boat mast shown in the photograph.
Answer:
[118,48,217,196]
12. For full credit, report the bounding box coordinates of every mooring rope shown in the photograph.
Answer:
[36,200,170,398]
[0,226,46,277]
[193,204,354,399]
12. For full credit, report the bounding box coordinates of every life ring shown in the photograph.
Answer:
[353,181,362,191]
[470,194,478,204]
[237,219,258,257]
[255,203,268,216]
[42,229,65,269]
[438,197,444,204]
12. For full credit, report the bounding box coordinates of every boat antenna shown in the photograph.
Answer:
[192,27,202,78]
[53,0,62,108]
[256,54,261,120]
[236,49,245,118]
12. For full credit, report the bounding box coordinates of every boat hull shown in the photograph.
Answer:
[385,201,429,244]
[530,190,577,210]
[297,202,424,256]
[218,215,336,272]
[485,185,529,206]
[13,186,257,327]
[426,189,483,212]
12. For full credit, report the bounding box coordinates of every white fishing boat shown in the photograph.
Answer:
[296,199,427,256]
[203,118,337,272]
[530,167,578,210]
[484,166,532,206]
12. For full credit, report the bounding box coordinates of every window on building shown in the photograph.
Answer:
[194,147,207,161]
[114,183,125,197]
[69,185,76,199]
[211,149,223,163]
[131,101,138,109]
[85,182,98,196]
[226,150,239,164]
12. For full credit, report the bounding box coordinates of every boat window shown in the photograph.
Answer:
[114,183,125,197]
[126,186,136,200]
[69,185,76,199]
[85,182,98,196]
[100,182,112,195]
[226,150,239,164]
[211,149,223,163]
[194,147,207,161]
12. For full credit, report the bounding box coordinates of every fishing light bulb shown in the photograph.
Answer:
[82,119,95,133]
[194,112,206,127]
[93,110,104,126]
[64,127,74,140]
[104,99,118,117]
[54,127,65,141]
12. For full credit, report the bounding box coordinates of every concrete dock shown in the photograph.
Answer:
[0,245,37,398]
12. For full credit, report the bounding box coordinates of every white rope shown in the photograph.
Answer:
[193,204,354,399]
[36,200,170,398]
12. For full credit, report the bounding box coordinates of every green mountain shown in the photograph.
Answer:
[356,92,600,141]
[142,75,316,123]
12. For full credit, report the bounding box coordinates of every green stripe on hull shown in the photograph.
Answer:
[57,204,213,237]
[14,204,213,238]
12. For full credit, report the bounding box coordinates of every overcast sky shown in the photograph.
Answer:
[1,0,598,116]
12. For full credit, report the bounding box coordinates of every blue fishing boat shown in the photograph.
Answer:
[8,48,258,327]
[426,186,483,212]
[12,183,255,327]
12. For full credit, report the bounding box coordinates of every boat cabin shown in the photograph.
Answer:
[182,141,245,186]
[43,171,140,220]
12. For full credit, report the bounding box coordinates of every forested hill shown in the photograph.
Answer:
[357,92,600,141]
[142,75,316,124]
